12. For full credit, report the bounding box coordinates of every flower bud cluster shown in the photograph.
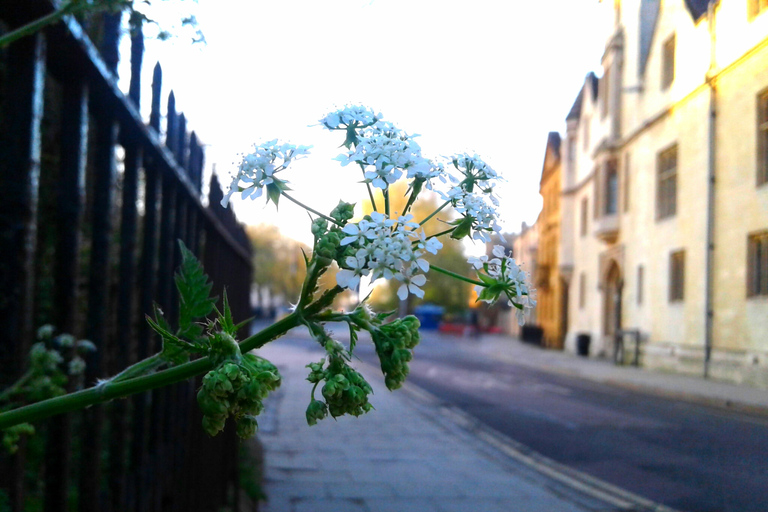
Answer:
[197,354,280,438]
[304,337,373,425]
[370,316,420,390]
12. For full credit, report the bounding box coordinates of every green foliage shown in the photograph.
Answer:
[176,240,217,341]
[0,326,94,454]
[370,316,420,390]
[303,323,374,425]
[197,355,280,438]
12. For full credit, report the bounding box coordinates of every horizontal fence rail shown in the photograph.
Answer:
[0,2,253,511]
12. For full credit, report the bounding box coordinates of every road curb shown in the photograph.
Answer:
[386,365,683,512]
[480,346,768,419]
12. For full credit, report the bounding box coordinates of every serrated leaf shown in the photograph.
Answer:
[175,240,217,341]
[216,289,236,336]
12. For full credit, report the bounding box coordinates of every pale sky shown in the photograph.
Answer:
[121,0,607,246]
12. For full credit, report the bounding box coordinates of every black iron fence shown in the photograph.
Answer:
[0,2,253,511]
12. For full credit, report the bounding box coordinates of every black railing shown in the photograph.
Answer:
[0,3,253,511]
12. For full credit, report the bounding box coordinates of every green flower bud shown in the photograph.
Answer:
[306,399,328,426]
[236,416,258,439]
[202,415,226,437]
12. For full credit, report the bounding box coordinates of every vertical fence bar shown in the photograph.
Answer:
[79,12,121,511]
[44,77,89,512]
[109,23,144,511]
[0,31,46,512]
[130,60,161,512]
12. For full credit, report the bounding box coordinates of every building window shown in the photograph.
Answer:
[600,65,611,119]
[583,117,590,152]
[579,273,586,309]
[748,231,768,297]
[748,0,768,20]
[568,136,576,173]
[661,34,675,90]
[669,250,685,302]
[623,152,630,212]
[657,144,678,220]
[605,159,618,215]
[758,90,768,186]
[637,265,644,305]
[580,197,588,237]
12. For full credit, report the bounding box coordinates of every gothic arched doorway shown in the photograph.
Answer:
[603,261,622,347]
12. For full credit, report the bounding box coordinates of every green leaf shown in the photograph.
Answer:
[147,306,192,365]
[266,182,282,207]
[216,289,236,336]
[175,240,217,341]
[450,217,473,240]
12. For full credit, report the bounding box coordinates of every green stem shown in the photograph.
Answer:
[359,164,378,212]
[110,354,164,382]
[417,200,451,227]
[0,289,343,430]
[0,5,77,48]
[430,264,484,287]
[281,192,341,226]
[384,188,390,217]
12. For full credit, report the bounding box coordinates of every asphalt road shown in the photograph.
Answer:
[349,333,768,512]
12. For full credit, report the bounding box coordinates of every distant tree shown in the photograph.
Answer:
[246,224,308,313]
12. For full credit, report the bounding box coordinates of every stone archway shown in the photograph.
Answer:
[603,260,622,344]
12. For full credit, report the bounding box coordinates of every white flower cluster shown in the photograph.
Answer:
[451,191,503,242]
[469,245,535,325]
[335,212,443,300]
[320,105,380,130]
[451,153,501,190]
[334,122,431,190]
[220,140,311,208]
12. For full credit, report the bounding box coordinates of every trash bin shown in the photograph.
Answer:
[521,325,544,346]
[576,333,591,357]
[414,304,444,330]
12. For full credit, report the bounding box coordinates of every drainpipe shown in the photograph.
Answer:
[704,0,717,378]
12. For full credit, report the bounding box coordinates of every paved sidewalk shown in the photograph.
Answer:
[453,332,768,416]
[253,339,650,512]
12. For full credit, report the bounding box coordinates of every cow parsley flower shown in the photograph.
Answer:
[334,123,430,190]
[320,105,380,130]
[334,213,438,299]
[221,140,311,208]
[471,246,535,325]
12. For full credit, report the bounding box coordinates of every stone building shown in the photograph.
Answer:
[535,133,566,349]
[557,0,768,386]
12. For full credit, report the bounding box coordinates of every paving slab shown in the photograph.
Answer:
[253,338,666,512]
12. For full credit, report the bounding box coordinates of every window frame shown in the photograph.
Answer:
[661,34,675,90]
[579,273,586,309]
[656,144,678,220]
[580,197,589,237]
[669,250,685,302]
[604,159,619,215]
[600,64,611,120]
[758,88,768,186]
[637,265,644,305]
[747,231,768,297]
[623,152,631,213]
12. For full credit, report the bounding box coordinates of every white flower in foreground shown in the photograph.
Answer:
[335,123,430,190]
[334,213,439,299]
[320,105,380,130]
[220,140,311,208]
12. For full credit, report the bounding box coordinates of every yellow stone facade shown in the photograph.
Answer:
[556,0,768,386]
[535,134,565,349]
